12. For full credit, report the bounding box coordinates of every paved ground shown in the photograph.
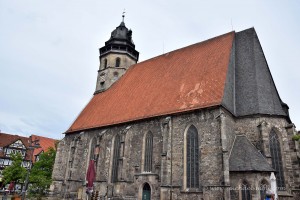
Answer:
[0,194,14,199]
[0,195,59,200]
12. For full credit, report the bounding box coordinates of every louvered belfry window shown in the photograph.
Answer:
[111,134,121,183]
[241,181,251,200]
[144,132,153,172]
[269,129,285,189]
[186,125,199,188]
[115,57,120,67]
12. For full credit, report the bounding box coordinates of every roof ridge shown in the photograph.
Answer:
[135,31,235,67]
[31,134,58,140]
[0,132,29,139]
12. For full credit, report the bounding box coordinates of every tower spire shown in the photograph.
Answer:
[122,9,125,22]
[95,16,139,93]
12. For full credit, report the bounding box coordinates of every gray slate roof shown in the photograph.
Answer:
[222,28,288,118]
[229,135,274,172]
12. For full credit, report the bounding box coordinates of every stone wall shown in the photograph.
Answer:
[228,116,300,199]
[233,117,299,197]
[95,53,137,92]
[51,107,300,199]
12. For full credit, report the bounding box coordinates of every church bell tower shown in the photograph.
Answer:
[95,15,139,93]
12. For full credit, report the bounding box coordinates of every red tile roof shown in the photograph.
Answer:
[31,135,57,158]
[0,132,30,148]
[67,32,234,133]
[0,132,31,159]
[0,132,57,162]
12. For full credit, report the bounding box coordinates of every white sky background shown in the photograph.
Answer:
[0,0,299,139]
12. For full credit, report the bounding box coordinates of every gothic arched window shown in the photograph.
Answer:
[186,125,199,188]
[144,132,153,172]
[115,57,121,67]
[269,129,285,189]
[104,58,108,69]
[111,134,121,183]
[259,179,269,200]
[89,137,100,164]
[241,180,251,200]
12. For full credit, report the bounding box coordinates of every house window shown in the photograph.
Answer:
[144,132,153,172]
[3,159,10,166]
[111,134,121,183]
[35,155,40,162]
[115,57,120,67]
[241,180,251,200]
[186,125,199,188]
[269,129,285,189]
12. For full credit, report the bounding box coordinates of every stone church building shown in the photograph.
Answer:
[51,19,300,200]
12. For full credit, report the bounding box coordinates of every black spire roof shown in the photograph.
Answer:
[99,19,139,60]
[105,21,135,48]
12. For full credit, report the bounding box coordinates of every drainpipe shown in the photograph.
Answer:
[168,117,173,200]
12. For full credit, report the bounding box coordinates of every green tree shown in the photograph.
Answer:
[292,134,300,143]
[28,147,56,199]
[2,152,27,187]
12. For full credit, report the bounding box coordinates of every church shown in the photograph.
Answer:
[51,17,300,200]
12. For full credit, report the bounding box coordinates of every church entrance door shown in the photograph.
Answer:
[142,183,151,200]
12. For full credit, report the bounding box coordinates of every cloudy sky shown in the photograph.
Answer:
[0,0,299,139]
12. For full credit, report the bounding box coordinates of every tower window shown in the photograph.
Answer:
[186,125,199,188]
[144,131,153,172]
[269,129,285,190]
[104,58,107,69]
[115,57,121,67]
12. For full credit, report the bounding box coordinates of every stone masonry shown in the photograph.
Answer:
[51,107,300,199]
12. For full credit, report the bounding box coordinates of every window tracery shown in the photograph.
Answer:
[111,134,121,182]
[144,132,153,172]
[241,180,251,200]
[186,125,199,188]
[269,129,285,189]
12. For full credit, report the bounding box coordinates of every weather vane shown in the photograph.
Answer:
[122,9,126,22]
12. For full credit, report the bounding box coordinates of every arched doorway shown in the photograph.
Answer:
[142,183,151,200]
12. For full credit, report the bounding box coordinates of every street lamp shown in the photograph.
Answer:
[21,136,41,200]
